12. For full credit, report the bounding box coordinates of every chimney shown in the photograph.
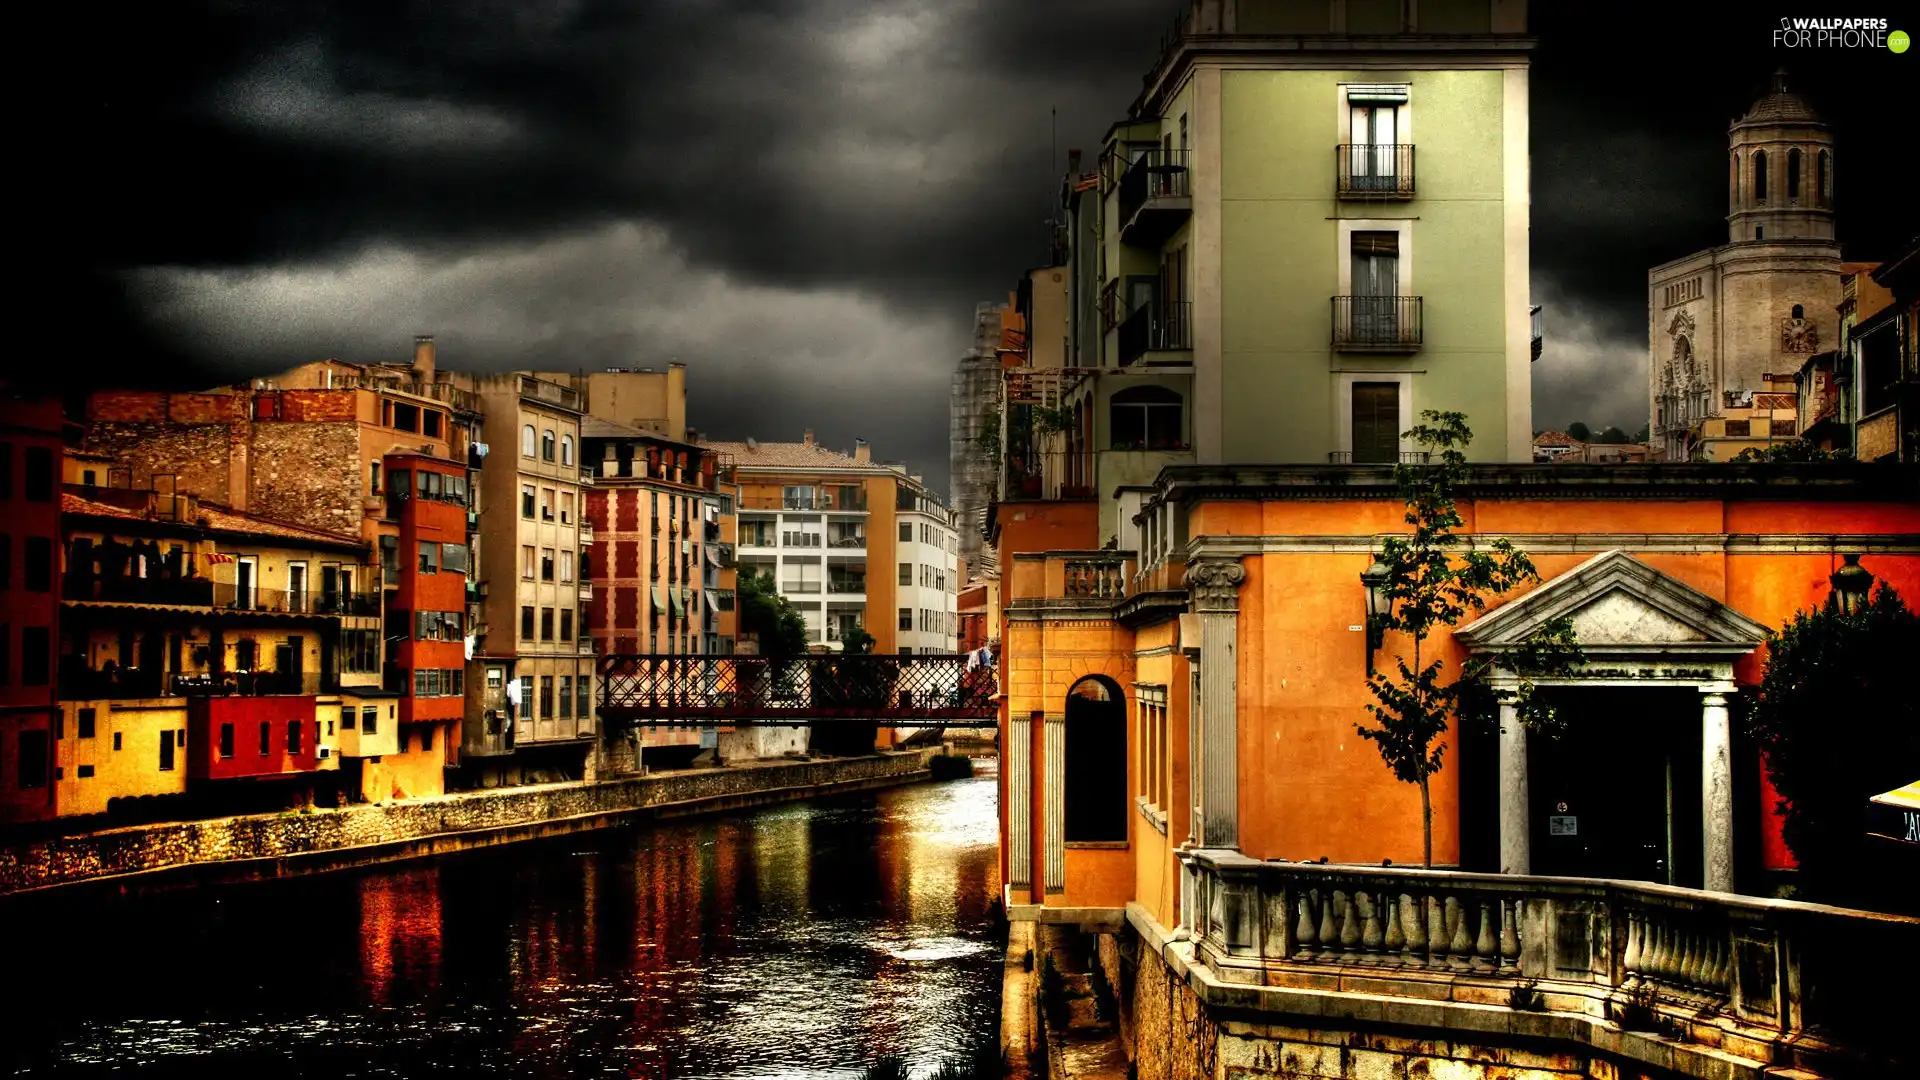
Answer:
[803,429,814,447]
[413,335,436,382]
[854,439,871,464]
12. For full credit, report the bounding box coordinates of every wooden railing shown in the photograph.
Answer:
[1178,849,1916,1075]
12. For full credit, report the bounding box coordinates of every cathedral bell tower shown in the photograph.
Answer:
[1728,69,1834,244]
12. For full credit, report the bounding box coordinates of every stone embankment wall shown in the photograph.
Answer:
[0,750,937,896]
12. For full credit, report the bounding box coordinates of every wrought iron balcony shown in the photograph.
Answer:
[62,575,213,607]
[1118,300,1193,366]
[1118,149,1192,247]
[1336,143,1416,199]
[169,669,324,697]
[1332,295,1423,352]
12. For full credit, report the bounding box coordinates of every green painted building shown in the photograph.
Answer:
[1015,0,1537,546]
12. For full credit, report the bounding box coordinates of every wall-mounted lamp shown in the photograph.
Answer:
[1360,556,1392,675]
[1829,552,1874,616]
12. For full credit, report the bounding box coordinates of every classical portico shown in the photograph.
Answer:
[1455,550,1770,893]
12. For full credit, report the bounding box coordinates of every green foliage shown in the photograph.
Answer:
[1633,424,1651,443]
[1746,581,1919,911]
[1566,421,1591,442]
[1358,412,1585,867]
[1595,426,1629,444]
[839,624,877,655]
[738,569,809,657]
[1030,404,1074,435]
[978,410,1002,467]
[1730,439,1848,463]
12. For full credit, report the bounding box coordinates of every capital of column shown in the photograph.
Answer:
[1183,558,1246,614]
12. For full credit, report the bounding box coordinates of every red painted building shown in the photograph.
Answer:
[186,694,323,781]
[0,390,63,824]
[385,452,469,776]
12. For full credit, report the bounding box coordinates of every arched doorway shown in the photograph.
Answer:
[1064,675,1127,842]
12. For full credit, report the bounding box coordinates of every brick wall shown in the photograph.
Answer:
[250,421,362,536]
[0,750,938,894]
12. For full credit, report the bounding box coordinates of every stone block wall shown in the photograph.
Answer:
[249,420,362,535]
[0,750,936,894]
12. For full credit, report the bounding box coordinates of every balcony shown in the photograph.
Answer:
[1327,451,1430,465]
[827,530,866,550]
[518,374,583,413]
[579,521,595,543]
[1177,851,1911,1080]
[827,576,867,596]
[212,584,334,615]
[60,664,165,700]
[1332,295,1423,352]
[1335,143,1416,199]
[1118,300,1192,367]
[1063,555,1131,600]
[62,575,213,607]
[577,582,593,602]
[712,588,736,612]
[1118,149,1191,247]
[169,670,324,697]
[704,519,721,542]
[782,580,823,595]
[312,591,382,617]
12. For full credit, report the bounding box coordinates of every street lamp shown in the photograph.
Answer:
[1360,557,1392,675]
[1829,552,1874,616]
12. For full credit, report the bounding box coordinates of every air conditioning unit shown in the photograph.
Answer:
[317,745,333,760]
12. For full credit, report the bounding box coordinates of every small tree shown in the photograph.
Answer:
[739,570,808,657]
[839,625,876,655]
[1746,579,1919,910]
[1731,439,1847,463]
[1595,426,1629,444]
[1565,421,1591,442]
[1358,412,1584,867]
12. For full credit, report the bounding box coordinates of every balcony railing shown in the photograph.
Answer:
[62,575,214,606]
[169,670,324,696]
[827,534,867,549]
[1335,143,1416,199]
[1118,149,1192,246]
[1327,451,1431,465]
[313,591,382,616]
[518,374,582,412]
[60,665,165,700]
[827,577,867,595]
[1118,300,1193,366]
[1179,851,1915,1078]
[1064,555,1130,600]
[782,581,823,595]
[211,584,337,615]
[1332,295,1423,351]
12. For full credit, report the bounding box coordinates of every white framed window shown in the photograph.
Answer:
[1332,373,1415,462]
[560,434,574,466]
[521,424,536,457]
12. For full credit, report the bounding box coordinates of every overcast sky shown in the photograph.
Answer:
[53,3,1916,489]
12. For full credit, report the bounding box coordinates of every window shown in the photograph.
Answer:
[522,424,537,457]
[16,729,47,788]
[369,461,382,495]
[420,725,434,751]
[541,548,555,581]
[1064,676,1128,842]
[522,545,536,579]
[25,537,52,592]
[560,608,574,642]
[114,731,122,750]
[559,550,574,582]
[541,488,555,520]
[25,447,53,501]
[442,543,469,574]
[75,708,96,739]
[559,675,573,719]
[521,605,536,639]
[541,430,556,461]
[560,491,574,524]
[783,486,816,510]
[158,730,174,772]
[898,562,912,586]
[363,706,378,735]
[1817,150,1831,203]
[21,627,48,686]
[1348,230,1401,344]
[560,434,574,466]
[424,410,443,439]
[540,607,554,641]
[1110,386,1184,450]
[898,607,912,630]
[576,677,590,721]
[342,706,356,731]
[1753,149,1769,203]
[539,675,554,718]
[1351,382,1401,464]
[899,521,913,543]
[219,722,235,758]
[1137,694,1170,813]
[259,721,272,756]
[1787,148,1802,201]
[287,719,302,755]
[417,541,439,574]
[522,484,536,518]
[76,764,94,779]
[1346,92,1402,191]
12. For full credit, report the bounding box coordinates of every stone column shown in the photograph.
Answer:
[1497,693,1530,875]
[1008,712,1032,893]
[1043,713,1066,893]
[1184,559,1245,850]
[1701,686,1735,892]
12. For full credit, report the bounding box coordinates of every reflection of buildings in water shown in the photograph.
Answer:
[751,806,811,913]
[357,866,445,1006]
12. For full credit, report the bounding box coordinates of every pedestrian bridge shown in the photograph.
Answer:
[596,654,998,727]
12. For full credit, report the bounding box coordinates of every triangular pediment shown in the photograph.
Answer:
[1455,550,1769,657]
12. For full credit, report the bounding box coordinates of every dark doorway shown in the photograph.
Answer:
[1529,687,1703,887]
[1064,676,1127,843]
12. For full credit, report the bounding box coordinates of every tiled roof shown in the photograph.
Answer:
[1532,431,1584,448]
[703,440,887,472]
[61,492,363,549]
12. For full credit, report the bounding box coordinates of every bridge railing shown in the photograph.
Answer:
[1178,849,1916,1075]
[597,654,998,723]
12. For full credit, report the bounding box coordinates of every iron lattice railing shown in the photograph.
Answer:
[598,654,998,726]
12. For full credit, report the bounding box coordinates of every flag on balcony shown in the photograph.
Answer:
[206,553,236,564]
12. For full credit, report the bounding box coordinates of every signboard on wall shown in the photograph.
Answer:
[1549,815,1579,837]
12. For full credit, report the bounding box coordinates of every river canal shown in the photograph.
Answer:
[12,769,1004,1078]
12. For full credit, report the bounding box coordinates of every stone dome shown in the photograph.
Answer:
[1735,69,1823,126]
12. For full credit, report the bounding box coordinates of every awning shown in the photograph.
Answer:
[1867,781,1920,845]
[651,586,666,615]
[670,589,685,618]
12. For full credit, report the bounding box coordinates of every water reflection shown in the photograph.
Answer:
[14,768,1002,1078]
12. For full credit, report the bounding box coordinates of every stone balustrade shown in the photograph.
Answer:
[1062,555,1131,599]
[1178,848,1916,1076]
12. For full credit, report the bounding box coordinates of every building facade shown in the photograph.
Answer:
[1649,72,1843,461]
[0,391,63,823]
[1854,238,1919,463]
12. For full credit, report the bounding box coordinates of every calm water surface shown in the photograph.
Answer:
[12,769,1003,1078]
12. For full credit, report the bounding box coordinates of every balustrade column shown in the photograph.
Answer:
[1184,559,1246,850]
[1497,693,1530,875]
[1701,686,1735,892]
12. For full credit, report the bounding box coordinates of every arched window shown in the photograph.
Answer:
[560,434,574,467]
[520,424,536,457]
[1729,152,1739,204]
[1753,150,1768,204]
[1791,304,1804,320]
[1817,150,1831,205]
[1787,148,1802,201]
[1064,676,1127,843]
[540,429,556,462]
[1110,385,1184,450]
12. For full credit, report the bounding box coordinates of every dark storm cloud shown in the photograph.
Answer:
[59,2,1919,481]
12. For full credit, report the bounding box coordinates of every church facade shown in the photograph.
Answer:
[1648,72,1842,461]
